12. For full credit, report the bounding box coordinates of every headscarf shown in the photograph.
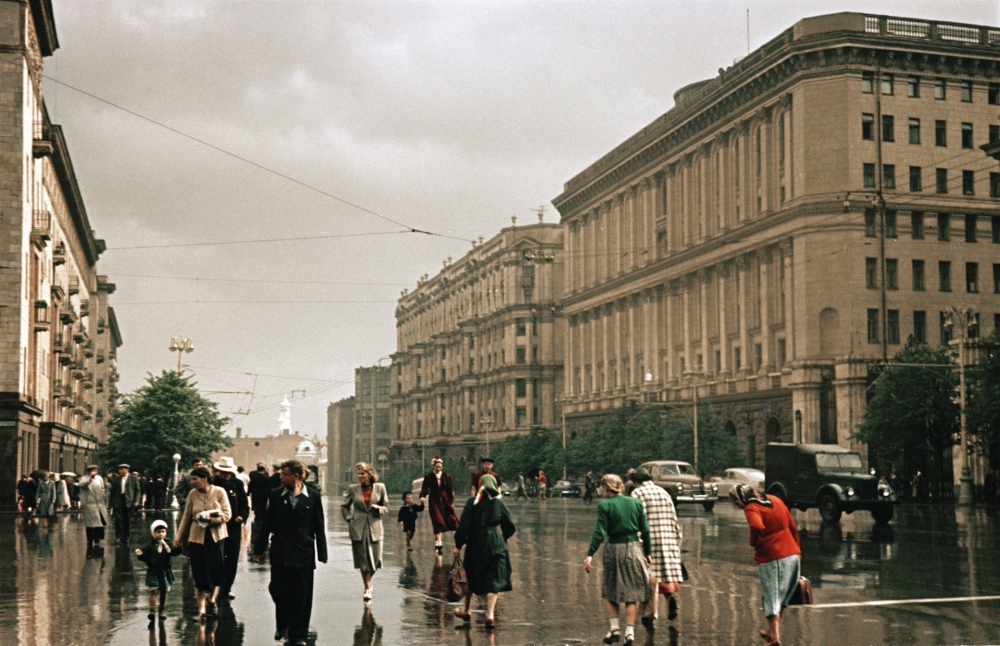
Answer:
[431,457,443,466]
[475,474,500,505]
[150,520,170,553]
[730,483,772,508]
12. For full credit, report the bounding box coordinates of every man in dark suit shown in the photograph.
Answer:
[253,459,328,646]
[248,462,271,516]
[108,464,141,544]
[268,463,282,491]
[149,475,166,511]
[213,457,250,600]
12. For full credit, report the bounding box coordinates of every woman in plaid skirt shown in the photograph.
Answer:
[630,467,684,631]
[584,474,652,646]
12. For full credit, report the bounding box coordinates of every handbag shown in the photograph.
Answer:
[447,556,469,602]
[788,575,813,605]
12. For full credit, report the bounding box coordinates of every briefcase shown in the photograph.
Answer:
[789,575,813,605]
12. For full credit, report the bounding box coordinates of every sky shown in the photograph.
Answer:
[44,0,996,440]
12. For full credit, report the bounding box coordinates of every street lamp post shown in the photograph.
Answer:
[169,337,194,373]
[559,395,568,481]
[946,306,978,506]
[170,453,181,509]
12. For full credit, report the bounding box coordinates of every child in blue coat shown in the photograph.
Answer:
[135,519,183,626]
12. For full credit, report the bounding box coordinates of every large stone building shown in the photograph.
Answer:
[353,365,391,475]
[0,0,120,507]
[326,396,355,490]
[552,12,1000,479]
[391,216,563,472]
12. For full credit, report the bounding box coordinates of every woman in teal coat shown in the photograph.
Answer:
[453,475,515,630]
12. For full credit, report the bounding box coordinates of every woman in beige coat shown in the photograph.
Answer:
[174,467,231,620]
[341,462,389,601]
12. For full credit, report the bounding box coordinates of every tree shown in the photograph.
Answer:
[98,371,232,479]
[853,340,958,489]
[967,329,1000,449]
[492,426,564,480]
[660,407,745,477]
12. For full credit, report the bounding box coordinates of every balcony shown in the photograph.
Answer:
[96,350,105,363]
[60,309,76,324]
[32,120,53,158]
[31,210,51,247]
[96,378,104,393]
[72,369,85,381]
[83,339,94,358]
[33,301,51,330]
[52,242,65,266]
[68,276,79,295]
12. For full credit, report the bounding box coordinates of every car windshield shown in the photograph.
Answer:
[815,453,865,471]
[677,464,695,475]
[659,464,679,475]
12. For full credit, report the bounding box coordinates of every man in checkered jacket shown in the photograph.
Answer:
[630,467,684,632]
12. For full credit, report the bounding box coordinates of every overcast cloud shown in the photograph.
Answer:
[45,0,995,438]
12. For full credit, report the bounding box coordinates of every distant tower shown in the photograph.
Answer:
[277,396,292,435]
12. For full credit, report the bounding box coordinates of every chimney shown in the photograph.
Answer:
[235,427,242,439]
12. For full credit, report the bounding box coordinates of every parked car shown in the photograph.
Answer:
[638,460,719,511]
[710,468,766,499]
[764,443,897,524]
[548,480,582,498]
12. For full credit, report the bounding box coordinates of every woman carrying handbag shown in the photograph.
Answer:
[452,475,515,630]
[342,462,389,601]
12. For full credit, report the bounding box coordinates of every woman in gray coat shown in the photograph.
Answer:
[36,472,56,526]
[341,462,389,601]
[77,465,109,550]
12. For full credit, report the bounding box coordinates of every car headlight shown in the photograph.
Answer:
[845,487,855,497]
[881,489,890,497]
[676,483,684,493]
[711,483,718,492]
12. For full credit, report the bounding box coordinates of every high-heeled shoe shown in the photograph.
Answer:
[485,618,496,631]
[602,632,620,644]
[453,609,471,622]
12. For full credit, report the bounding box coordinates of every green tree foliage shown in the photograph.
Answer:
[967,329,1000,447]
[489,402,743,479]
[854,341,958,469]
[98,371,232,479]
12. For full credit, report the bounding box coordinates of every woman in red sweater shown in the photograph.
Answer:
[729,484,800,646]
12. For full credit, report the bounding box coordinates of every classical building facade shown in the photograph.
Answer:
[353,365,391,475]
[0,0,120,507]
[391,217,563,472]
[326,396,355,491]
[552,12,1000,477]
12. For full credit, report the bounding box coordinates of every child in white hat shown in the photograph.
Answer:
[135,519,183,626]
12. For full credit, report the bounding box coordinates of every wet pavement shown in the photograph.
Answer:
[2,499,1000,645]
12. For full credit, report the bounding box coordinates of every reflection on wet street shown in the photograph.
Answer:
[2,500,1000,645]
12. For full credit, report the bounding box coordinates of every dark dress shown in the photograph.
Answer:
[420,472,459,534]
[397,502,424,533]
[136,540,184,591]
[454,496,515,595]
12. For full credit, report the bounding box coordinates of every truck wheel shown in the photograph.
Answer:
[819,493,842,524]
[767,485,787,503]
[702,501,715,512]
[871,504,894,524]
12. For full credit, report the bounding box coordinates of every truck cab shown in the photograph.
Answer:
[765,443,897,524]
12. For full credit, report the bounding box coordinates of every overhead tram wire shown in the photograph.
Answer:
[36,70,469,243]
[111,273,411,287]
[107,230,412,251]
[112,299,399,305]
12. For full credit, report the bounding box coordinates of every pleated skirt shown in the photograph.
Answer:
[601,541,650,604]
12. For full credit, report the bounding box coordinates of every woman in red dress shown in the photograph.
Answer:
[419,457,459,555]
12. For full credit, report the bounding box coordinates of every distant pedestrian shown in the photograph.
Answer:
[248,463,271,516]
[56,474,71,510]
[236,465,251,491]
[630,468,683,631]
[537,470,548,500]
[212,457,249,601]
[78,465,109,553]
[109,464,142,544]
[36,472,57,527]
[174,458,205,509]
[420,457,459,555]
[911,471,924,501]
[452,474,515,630]
[149,475,166,511]
[584,473,651,646]
[174,466,231,621]
[16,475,30,513]
[136,472,148,510]
[342,462,389,601]
[514,473,528,500]
[135,519,182,626]
[396,491,424,552]
[729,484,800,646]
[269,464,282,491]
[470,457,501,497]
[69,475,81,510]
[584,471,596,503]
[253,459,328,646]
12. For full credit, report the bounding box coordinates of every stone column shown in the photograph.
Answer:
[760,249,772,372]
[782,239,795,362]
[682,278,692,376]
[738,257,750,374]
[718,263,730,376]
[628,296,637,388]
[651,287,662,383]
[614,302,624,390]
[590,310,599,395]
[567,316,576,396]
[665,164,676,253]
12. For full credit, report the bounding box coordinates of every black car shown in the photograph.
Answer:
[764,443,897,524]
[548,480,582,498]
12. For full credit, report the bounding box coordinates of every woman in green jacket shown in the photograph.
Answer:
[584,473,652,646]
[453,474,515,630]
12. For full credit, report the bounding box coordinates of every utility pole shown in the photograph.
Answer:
[947,306,977,505]
[560,396,567,481]
[692,381,699,474]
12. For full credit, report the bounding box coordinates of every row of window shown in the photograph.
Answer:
[864,212,1000,242]
[862,74,991,103]
[861,115,986,148]
[402,405,540,438]
[863,164,1000,196]
[865,259,1000,294]
[866,309,997,345]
